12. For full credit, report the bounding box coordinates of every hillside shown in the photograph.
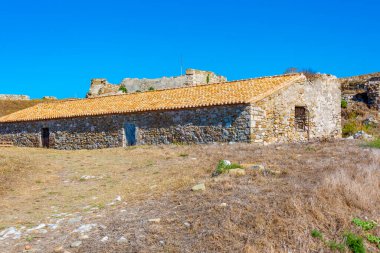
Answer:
[0,100,43,117]
[0,141,379,252]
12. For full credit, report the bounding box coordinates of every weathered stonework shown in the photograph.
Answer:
[0,94,30,100]
[0,75,341,149]
[340,72,380,109]
[86,69,227,98]
[0,105,250,149]
[367,77,380,110]
[251,75,341,144]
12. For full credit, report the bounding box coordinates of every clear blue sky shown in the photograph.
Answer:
[0,0,379,99]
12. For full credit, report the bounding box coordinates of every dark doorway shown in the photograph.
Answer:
[42,128,50,148]
[125,123,137,146]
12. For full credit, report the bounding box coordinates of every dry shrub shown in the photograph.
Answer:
[317,150,380,211]
[0,153,34,195]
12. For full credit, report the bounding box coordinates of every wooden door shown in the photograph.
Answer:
[42,128,50,148]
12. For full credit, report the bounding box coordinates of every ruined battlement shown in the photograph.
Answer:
[86,69,227,98]
[0,94,30,101]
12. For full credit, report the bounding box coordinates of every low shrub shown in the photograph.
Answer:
[311,229,323,239]
[341,99,348,108]
[119,85,128,93]
[213,160,242,176]
[345,232,365,253]
[352,218,377,231]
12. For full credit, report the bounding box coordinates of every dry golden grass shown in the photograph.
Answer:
[0,100,44,117]
[1,141,379,253]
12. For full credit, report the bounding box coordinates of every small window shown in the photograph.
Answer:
[295,106,308,131]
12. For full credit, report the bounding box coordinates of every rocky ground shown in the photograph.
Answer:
[0,141,379,252]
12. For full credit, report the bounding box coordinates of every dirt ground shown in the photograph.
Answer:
[0,140,379,253]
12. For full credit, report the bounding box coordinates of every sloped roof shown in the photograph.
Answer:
[0,74,305,123]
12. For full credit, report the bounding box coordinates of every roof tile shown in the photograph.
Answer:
[0,74,304,123]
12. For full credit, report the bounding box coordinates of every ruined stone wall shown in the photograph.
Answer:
[367,78,380,110]
[0,94,30,100]
[86,69,227,98]
[0,104,250,149]
[251,75,341,144]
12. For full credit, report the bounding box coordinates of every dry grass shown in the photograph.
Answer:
[1,141,380,253]
[0,100,45,117]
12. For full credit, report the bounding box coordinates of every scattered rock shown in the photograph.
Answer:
[221,160,231,166]
[353,130,373,140]
[241,163,265,170]
[70,241,82,248]
[0,227,22,240]
[220,203,228,207]
[79,234,89,240]
[68,216,82,224]
[117,236,127,243]
[73,224,97,233]
[27,224,46,233]
[100,236,109,243]
[47,224,59,230]
[148,218,161,223]
[259,168,281,176]
[80,175,96,180]
[363,116,378,126]
[25,244,32,250]
[191,183,205,191]
[228,168,246,176]
[159,240,165,245]
[184,222,191,228]
[53,246,64,253]
[114,195,122,202]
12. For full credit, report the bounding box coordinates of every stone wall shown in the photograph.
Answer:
[86,69,227,98]
[251,75,341,144]
[0,94,30,100]
[367,78,380,110]
[0,104,250,149]
[340,72,380,108]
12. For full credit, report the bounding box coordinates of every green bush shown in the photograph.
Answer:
[119,85,128,93]
[342,121,359,136]
[352,218,377,231]
[341,99,348,108]
[345,232,365,253]
[367,234,380,246]
[148,86,155,91]
[311,229,323,239]
[213,160,242,176]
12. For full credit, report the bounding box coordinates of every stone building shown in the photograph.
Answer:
[0,73,341,149]
[86,69,226,98]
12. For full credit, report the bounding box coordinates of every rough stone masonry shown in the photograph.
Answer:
[0,74,341,150]
[86,69,227,98]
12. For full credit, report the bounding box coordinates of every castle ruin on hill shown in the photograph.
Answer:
[86,69,227,98]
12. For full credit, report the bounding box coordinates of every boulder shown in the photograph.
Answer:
[228,168,246,176]
[191,183,206,191]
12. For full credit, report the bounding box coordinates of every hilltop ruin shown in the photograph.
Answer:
[86,69,227,98]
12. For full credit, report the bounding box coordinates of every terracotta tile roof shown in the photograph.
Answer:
[0,74,305,123]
